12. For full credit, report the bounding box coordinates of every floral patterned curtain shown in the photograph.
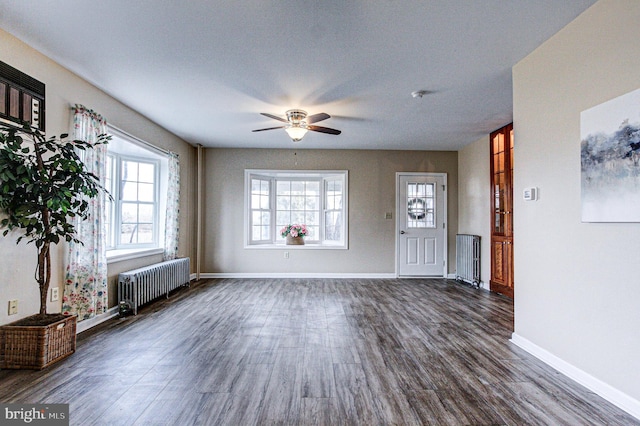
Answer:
[164,152,180,260]
[62,105,108,321]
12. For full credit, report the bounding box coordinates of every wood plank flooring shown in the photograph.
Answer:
[1,278,637,425]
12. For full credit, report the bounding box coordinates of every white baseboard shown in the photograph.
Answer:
[510,333,640,420]
[193,272,397,279]
[76,306,119,334]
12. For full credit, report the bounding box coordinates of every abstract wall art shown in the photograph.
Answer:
[581,87,640,222]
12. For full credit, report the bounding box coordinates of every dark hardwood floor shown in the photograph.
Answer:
[1,278,637,425]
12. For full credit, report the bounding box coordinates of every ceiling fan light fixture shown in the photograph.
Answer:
[253,108,340,141]
[285,125,308,142]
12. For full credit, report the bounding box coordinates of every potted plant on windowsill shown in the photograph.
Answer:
[0,123,109,369]
[281,224,309,245]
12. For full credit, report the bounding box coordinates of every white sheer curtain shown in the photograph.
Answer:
[164,152,180,260]
[62,105,108,321]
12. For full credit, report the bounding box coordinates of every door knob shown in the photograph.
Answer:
[400,230,406,234]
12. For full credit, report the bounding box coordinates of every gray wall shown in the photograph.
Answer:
[513,0,640,404]
[203,148,458,275]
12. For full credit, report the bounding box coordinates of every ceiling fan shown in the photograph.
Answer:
[252,109,341,142]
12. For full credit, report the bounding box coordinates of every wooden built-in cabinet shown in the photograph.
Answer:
[490,124,514,298]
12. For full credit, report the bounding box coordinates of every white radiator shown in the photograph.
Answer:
[456,234,481,287]
[118,258,190,315]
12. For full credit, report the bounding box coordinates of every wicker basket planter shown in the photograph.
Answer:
[286,235,305,245]
[0,314,76,370]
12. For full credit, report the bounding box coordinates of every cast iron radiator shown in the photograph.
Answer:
[118,257,190,315]
[455,234,481,287]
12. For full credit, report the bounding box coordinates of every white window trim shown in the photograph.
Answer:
[105,126,168,258]
[244,169,348,249]
[114,154,160,249]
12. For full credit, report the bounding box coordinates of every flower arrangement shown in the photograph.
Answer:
[280,224,309,238]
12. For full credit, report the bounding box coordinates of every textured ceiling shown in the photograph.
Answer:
[0,1,596,150]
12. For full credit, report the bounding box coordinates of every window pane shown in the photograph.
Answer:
[305,212,319,226]
[291,211,305,224]
[276,181,290,194]
[122,181,137,201]
[137,224,153,243]
[251,179,261,193]
[139,204,154,223]
[250,178,271,242]
[306,195,319,210]
[306,181,320,193]
[251,210,270,241]
[252,211,262,225]
[276,211,290,226]
[261,225,270,241]
[325,211,342,241]
[260,194,269,210]
[291,196,305,210]
[122,161,138,181]
[120,223,137,244]
[252,225,261,240]
[121,202,138,223]
[306,226,318,239]
[138,183,154,202]
[261,211,270,224]
[138,163,155,183]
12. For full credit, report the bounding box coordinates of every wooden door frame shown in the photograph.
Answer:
[489,124,514,298]
[395,172,448,278]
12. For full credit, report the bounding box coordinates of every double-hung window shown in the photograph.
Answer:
[105,127,167,258]
[245,170,348,248]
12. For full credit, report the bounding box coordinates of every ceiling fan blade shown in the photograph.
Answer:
[260,112,289,123]
[252,126,285,132]
[308,125,341,135]
[306,113,330,124]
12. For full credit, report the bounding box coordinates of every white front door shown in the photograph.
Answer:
[397,173,447,277]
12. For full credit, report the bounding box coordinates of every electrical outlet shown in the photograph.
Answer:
[8,299,18,315]
[51,287,59,302]
[284,251,289,259]
[385,212,393,219]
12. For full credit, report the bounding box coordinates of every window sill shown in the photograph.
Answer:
[244,243,347,250]
[107,248,164,264]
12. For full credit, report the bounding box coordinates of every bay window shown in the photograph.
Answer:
[245,170,348,248]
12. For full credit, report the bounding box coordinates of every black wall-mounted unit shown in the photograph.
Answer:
[0,60,45,131]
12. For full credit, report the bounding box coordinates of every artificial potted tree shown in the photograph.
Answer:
[0,123,108,369]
